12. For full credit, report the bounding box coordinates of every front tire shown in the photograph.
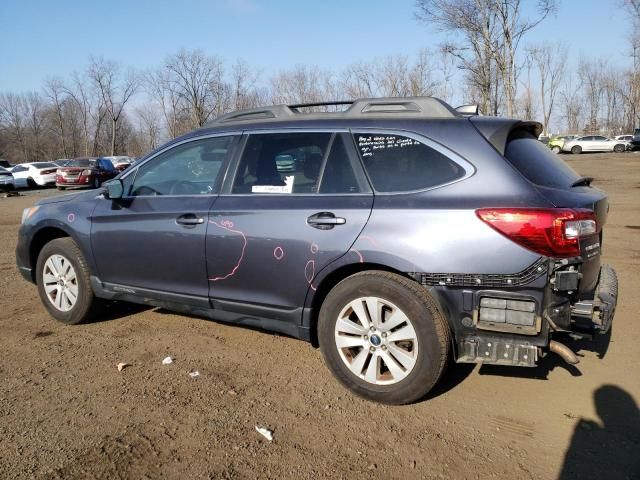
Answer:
[318,271,450,405]
[613,144,625,153]
[571,145,582,154]
[92,177,100,189]
[36,238,101,325]
[551,146,561,154]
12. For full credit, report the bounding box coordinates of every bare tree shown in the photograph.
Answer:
[416,0,556,115]
[623,0,640,125]
[229,59,264,110]
[416,1,499,114]
[528,43,567,134]
[490,0,557,116]
[88,57,139,155]
[269,65,334,105]
[0,93,28,161]
[44,77,69,158]
[135,104,162,152]
[145,67,186,138]
[578,58,606,133]
[164,49,225,128]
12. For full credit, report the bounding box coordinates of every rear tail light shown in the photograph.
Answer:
[476,208,598,258]
[81,169,92,176]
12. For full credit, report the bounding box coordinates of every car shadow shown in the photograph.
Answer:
[86,301,153,324]
[424,361,477,401]
[557,384,640,479]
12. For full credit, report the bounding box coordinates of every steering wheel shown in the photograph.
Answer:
[132,185,161,196]
[169,180,200,195]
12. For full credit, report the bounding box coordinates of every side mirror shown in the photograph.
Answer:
[104,179,124,200]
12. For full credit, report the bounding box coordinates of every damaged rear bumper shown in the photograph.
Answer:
[570,264,618,334]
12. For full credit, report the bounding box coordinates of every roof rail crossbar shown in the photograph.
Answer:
[207,105,295,125]
[203,96,460,127]
[347,97,457,118]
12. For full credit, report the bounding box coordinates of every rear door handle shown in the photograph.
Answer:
[176,213,204,227]
[307,212,346,230]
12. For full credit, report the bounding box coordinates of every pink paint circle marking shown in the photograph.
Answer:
[273,246,284,260]
[221,219,234,228]
[304,260,315,284]
[310,243,319,254]
[67,213,75,223]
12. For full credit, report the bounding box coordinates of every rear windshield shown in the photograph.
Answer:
[66,159,96,167]
[32,162,57,168]
[504,131,582,189]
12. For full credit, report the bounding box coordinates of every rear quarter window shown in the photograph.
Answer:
[504,131,582,189]
[354,133,466,193]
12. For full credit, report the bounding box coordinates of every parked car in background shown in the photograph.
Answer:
[613,135,633,151]
[53,159,71,167]
[0,166,16,191]
[55,157,118,190]
[548,135,579,154]
[101,156,134,173]
[630,128,640,151]
[111,157,135,172]
[16,96,618,405]
[562,136,627,154]
[10,162,58,187]
[0,159,12,169]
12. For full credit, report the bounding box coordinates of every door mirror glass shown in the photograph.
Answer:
[104,179,124,199]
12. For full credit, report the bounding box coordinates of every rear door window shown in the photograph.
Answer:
[353,133,466,193]
[504,131,582,189]
[232,132,368,195]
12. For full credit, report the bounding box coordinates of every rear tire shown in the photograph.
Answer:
[57,186,65,191]
[27,178,37,188]
[571,145,582,154]
[613,144,625,153]
[35,238,102,325]
[318,271,450,405]
[92,177,100,189]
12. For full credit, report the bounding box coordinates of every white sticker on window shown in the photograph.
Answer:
[251,175,294,194]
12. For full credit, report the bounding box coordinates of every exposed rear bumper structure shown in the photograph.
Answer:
[571,264,618,335]
[448,263,618,368]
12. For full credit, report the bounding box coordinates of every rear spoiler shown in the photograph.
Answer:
[469,117,543,155]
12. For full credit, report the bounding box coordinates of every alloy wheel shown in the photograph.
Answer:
[42,254,78,312]
[334,296,418,385]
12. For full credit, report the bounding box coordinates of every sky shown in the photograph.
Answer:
[0,0,635,93]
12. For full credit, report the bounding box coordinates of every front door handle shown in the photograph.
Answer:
[307,212,346,230]
[176,213,204,228]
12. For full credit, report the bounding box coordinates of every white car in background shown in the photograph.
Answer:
[614,135,633,150]
[0,166,16,191]
[562,135,627,154]
[10,162,59,188]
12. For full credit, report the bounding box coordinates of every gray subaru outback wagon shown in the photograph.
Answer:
[16,97,618,404]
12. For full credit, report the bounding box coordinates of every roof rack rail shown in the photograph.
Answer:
[455,104,479,116]
[288,100,354,110]
[204,96,460,127]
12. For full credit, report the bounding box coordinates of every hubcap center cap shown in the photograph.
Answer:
[370,334,382,346]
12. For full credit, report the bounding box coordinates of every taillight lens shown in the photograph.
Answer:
[81,169,92,176]
[476,208,598,258]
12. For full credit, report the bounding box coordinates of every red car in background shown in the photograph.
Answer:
[56,157,118,190]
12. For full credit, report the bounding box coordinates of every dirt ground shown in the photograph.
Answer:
[0,152,639,480]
